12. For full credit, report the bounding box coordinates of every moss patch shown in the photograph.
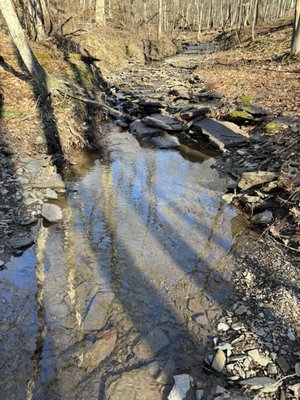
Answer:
[263,121,280,133]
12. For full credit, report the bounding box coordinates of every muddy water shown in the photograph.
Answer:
[0,130,242,400]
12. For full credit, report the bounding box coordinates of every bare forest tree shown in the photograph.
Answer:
[291,0,300,54]
[0,0,48,96]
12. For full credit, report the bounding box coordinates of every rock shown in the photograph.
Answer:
[235,305,248,316]
[45,188,58,200]
[276,356,290,373]
[231,322,244,331]
[252,210,273,226]
[8,235,34,249]
[240,103,271,117]
[222,193,235,204]
[248,349,270,367]
[238,171,277,191]
[130,119,163,139]
[216,343,233,352]
[295,363,300,376]
[41,203,63,222]
[212,349,226,372]
[239,377,277,390]
[289,383,300,397]
[192,118,247,150]
[82,327,117,373]
[24,174,65,190]
[224,111,255,125]
[25,160,42,175]
[287,330,296,341]
[217,322,230,332]
[249,134,264,144]
[168,374,195,400]
[134,327,170,359]
[146,133,180,149]
[143,114,183,131]
[264,121,280,133]
[230,355,247,362]
[179,106,210,121]
[196,389,204,400]
[0,260,4,267]
[198,91,223,101]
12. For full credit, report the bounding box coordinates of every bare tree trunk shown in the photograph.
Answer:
[291,0,300,54]
[0,0,48,97]
[95,0,105,25]
[252,0,259,40]
[158,0,163,38]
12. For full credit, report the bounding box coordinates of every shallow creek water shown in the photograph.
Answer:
[0,128,244,399]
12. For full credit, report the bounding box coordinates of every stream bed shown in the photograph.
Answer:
[0,126,245,399]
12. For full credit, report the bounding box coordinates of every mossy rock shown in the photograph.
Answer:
[240,103,271,117]
[263,121,280,133]
[240,95,254,104]
[224,110,255,125]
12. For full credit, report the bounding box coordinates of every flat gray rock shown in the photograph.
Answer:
[41,203,63,222]
[239,377,277,389]
[193,118,247,150]
[143,114,183,131]
[179,106,210,121]
[130,119,163,138]
[8,235,34,249]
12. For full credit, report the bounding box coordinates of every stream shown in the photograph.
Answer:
[0,47,246,400]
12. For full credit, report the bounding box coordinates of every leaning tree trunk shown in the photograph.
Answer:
[291,0,300,55]
[0,0,48,97]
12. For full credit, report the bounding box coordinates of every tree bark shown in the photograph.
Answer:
[291,0,300,54]
[0,0,48,97]
[95,0,105,25]
[158,0,163,38]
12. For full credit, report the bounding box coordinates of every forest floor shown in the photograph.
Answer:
[0,17,299,400]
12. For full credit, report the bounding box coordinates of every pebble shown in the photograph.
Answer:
[235,305,248,316]
[0,260,4,267]
[287,330,296,341]
[212,349,226,372]
[217,322,230,332]
[276,356,290,373]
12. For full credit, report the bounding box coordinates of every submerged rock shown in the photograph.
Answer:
[146,133,180,149]
[134,327,170,359]
[168,374,195,400]
[130,119,163,138]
